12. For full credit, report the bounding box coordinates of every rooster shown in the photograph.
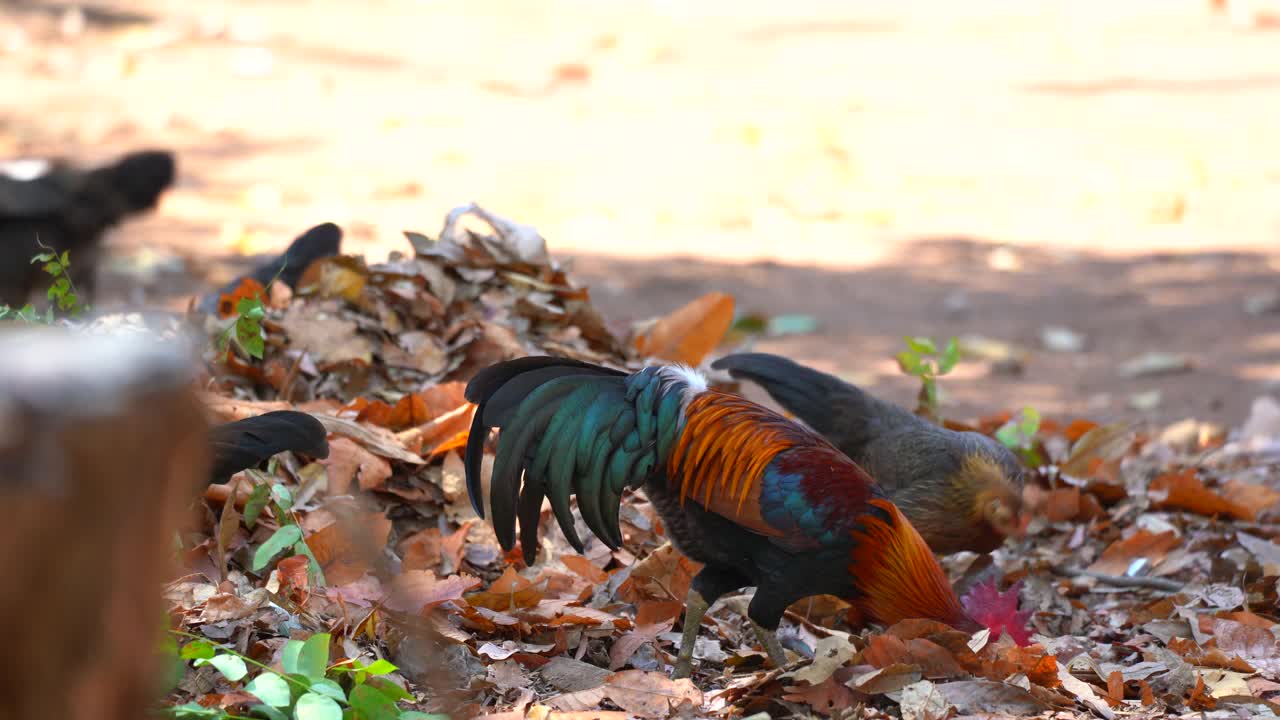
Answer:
[0,149,176,307]
[207,411,330,485]
[713,353,1026,556]
[465,357,1030,678]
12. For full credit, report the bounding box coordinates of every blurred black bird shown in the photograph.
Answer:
[195,222,343,315]
[0,149,176,307]
[207,411,330,485]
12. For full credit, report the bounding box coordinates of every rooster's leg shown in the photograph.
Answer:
[750,621,788,669]
[673,567,747,679]
[746,588,797,670]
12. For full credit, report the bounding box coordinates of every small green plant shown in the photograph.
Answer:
[996,406,1043,467]
[165,631,444,720]
[243,466,325,584]
[219,295,267,360]
[0,243,90,323]
[895,336,961,423]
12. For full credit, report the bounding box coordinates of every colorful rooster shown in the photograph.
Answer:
[713,353,1027,555]
[464,357,1030,678]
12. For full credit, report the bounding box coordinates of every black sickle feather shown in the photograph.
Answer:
[207,411,330,484]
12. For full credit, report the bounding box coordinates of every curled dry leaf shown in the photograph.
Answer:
[632,291,735,366]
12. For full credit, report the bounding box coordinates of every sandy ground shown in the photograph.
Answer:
[2,0,1279,425]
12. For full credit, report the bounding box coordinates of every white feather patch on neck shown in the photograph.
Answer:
[657,364,709,408]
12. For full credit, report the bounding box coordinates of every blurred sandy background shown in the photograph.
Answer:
[2,0,1279,423]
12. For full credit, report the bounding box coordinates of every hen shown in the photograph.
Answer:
[713,353,1026,555]
[194,222,343,315]
[0,149,176,307]
[465,357,1029,678]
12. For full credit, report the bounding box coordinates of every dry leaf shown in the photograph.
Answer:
[321,437,393,493]
[384,570,481,614]
[1088,530,1181,576]
[602,670,702,719]
[1148,468,1252,521]
[633,292,734,366]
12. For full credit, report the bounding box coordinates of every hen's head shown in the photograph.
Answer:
[950,439,1029,550]
[959,578,1034,646]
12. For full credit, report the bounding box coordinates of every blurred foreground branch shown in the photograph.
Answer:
[0,328,205,720]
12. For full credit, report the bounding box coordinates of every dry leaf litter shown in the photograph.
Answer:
[148,205,1280,719]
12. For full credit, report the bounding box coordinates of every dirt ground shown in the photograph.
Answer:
[2,0,1279,425]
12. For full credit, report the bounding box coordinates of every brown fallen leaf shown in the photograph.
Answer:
[1088,529,1181,576]
[398,528,443,572]
[782,674,859,716]
[303,505,392,585]
[1214,618,1280,677]
[602,670,702,719]
[633,291,735,366]
[616,542,700,605]
[1224,480,1280,517]
[467,566,544,611]
[938,679,1053,717]
[312,414,424,464]
[321,437,393,493]
[384,570,481,614]
[279,302,373,366]
[297,255,368,303]
[1148,468,1252,521]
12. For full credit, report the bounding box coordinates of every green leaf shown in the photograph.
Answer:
[366,678,412,702]
[253,525,304,571]
[895,350,927,377]
[936,337,962,375]
[195,653,248,682]
[180,640,218,660]
[244,483,271,527]
[362,659,397,676]
[308,678,347,702]
[994,422,1021,449]
[251,705,290,720]
[1018,406,1041,436]
[290,539,327,587]
[296,633,331,680]
[905,336,937,355]
[730,313,768,334]
[247,673,293,707]
[168,702,225,718]
[271,483,294,511]
[30,251,54,264]
[295,692,342,720]
[236,318,265,360]
[282,640,305,675]
[347,685,396,720]
[237,297,267,320]
[59,250,70,267]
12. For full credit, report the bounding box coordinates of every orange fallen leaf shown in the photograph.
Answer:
[561,554,609,584]
[303,505,392,585]
[275,554,311,605]
[388,393,430,429]
[633,292,735,366]
[1222,479,1280,516]
[217,277,267,319]
[467,566,544,611]
[1149,468,1252,521]
[297,255,368,303]
[1088,530,1181,576]
[398,528,443,572]
[321,437,393,493]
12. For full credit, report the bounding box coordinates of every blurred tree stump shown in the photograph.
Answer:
[0,328,207,720]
